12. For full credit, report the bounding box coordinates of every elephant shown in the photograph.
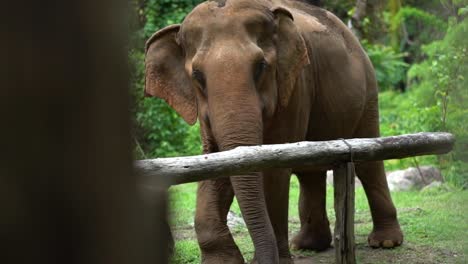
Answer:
[144,0,403,263]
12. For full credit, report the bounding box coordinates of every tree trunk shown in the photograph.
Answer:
[349,0,386,40]
[350,0,368,39]
[389,0,402,50]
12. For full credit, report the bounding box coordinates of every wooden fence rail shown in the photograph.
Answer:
[135,132,455,264]
[136,132,454,185]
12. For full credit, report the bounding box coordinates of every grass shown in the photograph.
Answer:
[168,176,468,263]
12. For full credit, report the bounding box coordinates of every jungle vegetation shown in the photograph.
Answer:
[128,1,467,263]
[129,0,467,188]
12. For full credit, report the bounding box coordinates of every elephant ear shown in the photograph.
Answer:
[272,7,310,109]
[145,24,197,125]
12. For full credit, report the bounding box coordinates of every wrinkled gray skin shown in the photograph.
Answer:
[145,0,403,263]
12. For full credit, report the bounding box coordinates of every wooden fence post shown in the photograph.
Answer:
[333,162,356,264]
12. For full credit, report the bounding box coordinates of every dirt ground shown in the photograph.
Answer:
[174,227,464,264]
[292,233,462,264]
[171,188,467,264]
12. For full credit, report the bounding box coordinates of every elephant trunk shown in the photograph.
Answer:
[212,102,279,263]
[230,172,279,263]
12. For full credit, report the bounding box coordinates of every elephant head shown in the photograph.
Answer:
[144,0,309,262]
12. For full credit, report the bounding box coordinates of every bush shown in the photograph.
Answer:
[390,6,447,58]
[130,0,203,158]
[363,41,409,91]
[380,10,468,187]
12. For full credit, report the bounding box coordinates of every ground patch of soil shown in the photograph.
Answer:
[292,235,462,264]
[173,223,464,263]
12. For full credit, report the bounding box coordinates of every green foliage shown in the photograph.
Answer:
[379,90,440,171]
[391,6,447,58]
[409,14,468,187]
[143,0,201,38]
[130,0,203,158]
[171,240,200,263]
[391,6,447,40]
[379,11,468,187]
[321,0,355,21]
[379,91,440,136]
[363,41,409,91]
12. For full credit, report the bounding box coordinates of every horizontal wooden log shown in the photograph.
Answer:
[135,132,454,185]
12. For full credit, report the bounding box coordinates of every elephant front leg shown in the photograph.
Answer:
[355,161,404,248]
[195,178,244,264]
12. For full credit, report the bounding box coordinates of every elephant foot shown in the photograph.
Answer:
[290,225,332,251]
[368,225,404,248]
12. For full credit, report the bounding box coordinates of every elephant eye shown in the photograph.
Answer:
[192,69,206,91]
[254,60,268,82]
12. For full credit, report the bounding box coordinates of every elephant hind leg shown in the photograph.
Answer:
[290,170,332,251]
[354,161,403,248]
[353,106,403,248]
[195,178,244,264]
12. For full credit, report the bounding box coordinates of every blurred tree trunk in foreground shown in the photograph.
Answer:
[0,1,169,264]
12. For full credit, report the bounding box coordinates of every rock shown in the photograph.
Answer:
[227,210,245,228]
[386,166,443,191]
[420,181,443,192]
[326,170,362,187]
[325,166,443,191]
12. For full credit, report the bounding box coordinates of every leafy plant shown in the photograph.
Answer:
[129,0,203,158]
[363,41,409,91]
[390,6,447,62]
[386,10,468,187]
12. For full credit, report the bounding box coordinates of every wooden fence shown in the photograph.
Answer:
[135,132,454,264]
